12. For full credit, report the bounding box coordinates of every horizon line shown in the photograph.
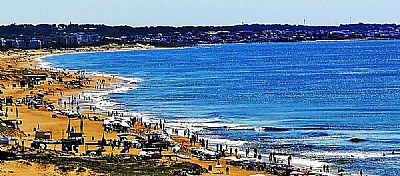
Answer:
[1,22,399,28]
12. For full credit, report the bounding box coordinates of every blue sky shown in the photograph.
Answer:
[0,0,399,26]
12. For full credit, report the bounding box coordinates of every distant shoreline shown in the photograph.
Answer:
[1,38,396,54]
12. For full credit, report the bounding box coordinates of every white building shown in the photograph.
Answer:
[76,32,100,43]
[0,38,5,47]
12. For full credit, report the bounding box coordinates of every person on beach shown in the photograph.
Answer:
[269,153,273,163]
[288,154,292,166]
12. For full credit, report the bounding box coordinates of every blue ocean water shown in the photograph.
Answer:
[47,40,400,175]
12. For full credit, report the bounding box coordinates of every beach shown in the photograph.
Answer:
[36,41,400,176]
[0,44,274,176]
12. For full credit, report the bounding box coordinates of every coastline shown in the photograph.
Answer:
[0,44,273,176]
[36,44,337,175]
[40,45,274,176]
[6,41,390,175]
[3,41,392,175]
[33,43,348,175]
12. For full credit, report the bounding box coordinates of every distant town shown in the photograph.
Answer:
[1,23,400,49]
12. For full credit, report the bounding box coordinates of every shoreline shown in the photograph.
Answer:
[34,43,349,175]
[40,45,274,175]
[37,45,330,174]
[0,44,272,176]
[2,42,384,175]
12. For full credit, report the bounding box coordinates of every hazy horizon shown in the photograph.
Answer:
[1,0,400,26]
[1,22,399,28]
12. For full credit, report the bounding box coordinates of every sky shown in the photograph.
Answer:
[0,0,399,26]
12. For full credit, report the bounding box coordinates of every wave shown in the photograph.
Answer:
[302,151,400,159]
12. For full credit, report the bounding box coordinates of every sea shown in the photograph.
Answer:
[44,40,400,175]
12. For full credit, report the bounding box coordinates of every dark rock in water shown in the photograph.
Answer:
[350,138,366,143]
[262,126,289,132]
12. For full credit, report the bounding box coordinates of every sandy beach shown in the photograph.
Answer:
[0,44,275,176]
